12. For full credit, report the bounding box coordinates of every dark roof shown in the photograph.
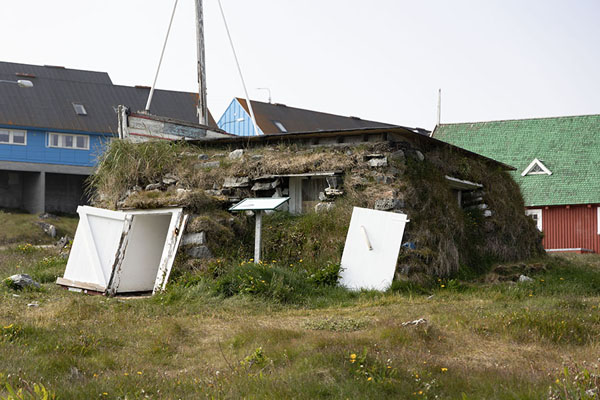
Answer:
[0,61,217,134]
[236,97,399,134]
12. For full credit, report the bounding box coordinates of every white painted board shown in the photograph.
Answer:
[339,207,409,291]
[229,197,289,211]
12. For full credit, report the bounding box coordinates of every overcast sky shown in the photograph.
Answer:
[2,0,599,129]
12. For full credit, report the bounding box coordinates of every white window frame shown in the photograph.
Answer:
[525,209,543,231]
[0,128,27,146]
[48,133,90,150]
[521,158,552,176]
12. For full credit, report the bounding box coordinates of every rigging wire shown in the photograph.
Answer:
[145,0,179,112]
[217,0,261,136]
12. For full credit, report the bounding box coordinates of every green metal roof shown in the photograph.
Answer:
[433,115,600,207]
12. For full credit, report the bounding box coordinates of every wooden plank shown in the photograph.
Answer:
[56,277,106,293]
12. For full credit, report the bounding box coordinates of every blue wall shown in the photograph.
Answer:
[0,125,111,167]
[217,99,263,136]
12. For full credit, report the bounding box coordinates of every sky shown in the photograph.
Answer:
[2,0,599,130]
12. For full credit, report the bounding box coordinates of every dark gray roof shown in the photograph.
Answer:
[0,61,216,134]
[236,97,399,134]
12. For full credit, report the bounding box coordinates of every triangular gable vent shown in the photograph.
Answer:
[521,158,552,176]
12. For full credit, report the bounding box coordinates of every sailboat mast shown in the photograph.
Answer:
[195,0,208,126]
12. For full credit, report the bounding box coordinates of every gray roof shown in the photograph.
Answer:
[236,98,403,134]
[0,61,216,134]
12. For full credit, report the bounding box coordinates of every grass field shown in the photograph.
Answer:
[1,242,599,399]
[0,211,78,245]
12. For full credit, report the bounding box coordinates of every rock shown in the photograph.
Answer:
[390,150,405,161]
[251,154,264,161]
[204,189,222,197]
[251,180,280,191]
[212,153,225,158]
[315,202,335,213]
[223,176,250,188]
[39,213,57,220]
[36,221,56,238]
[186,245,213,260]
[228,149,244,159]
[374,198,402,211]
[55,235,72,248]
[176,188,190,195]
[363,153,385,161]
[518,274,533,282]
[145,183,162,191]
[4,274,40,290]
[195,161,220,169]
[374,174,394,184]
[415,150,425,161]
[162,174,179,185]
[27,302,39,308]
[197,154,209,160]
[182,232,206,246]
[324,188,344,197]
[368,157,388,168]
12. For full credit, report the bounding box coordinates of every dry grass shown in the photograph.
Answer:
[0,247,599,398]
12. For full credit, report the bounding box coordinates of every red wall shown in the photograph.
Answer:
[534,205,600,253]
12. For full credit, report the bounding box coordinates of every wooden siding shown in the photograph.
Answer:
[217,98,261,136]
[535,205,600,253]
[0,127,109,167]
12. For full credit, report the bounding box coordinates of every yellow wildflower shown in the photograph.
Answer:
[137,371,142,375]
[367,377,372,381]
[441,367,448,372]
[124,372,129,376]
[441,284,445,288]
[3,324,13,330]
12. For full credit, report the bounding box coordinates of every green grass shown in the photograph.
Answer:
[0,248,599,398]
[0,210,78,245]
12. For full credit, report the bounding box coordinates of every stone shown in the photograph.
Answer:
[39,213,57,220]
[368,157,388,168]
[197,154,209,160]
[186,245,213,260]
[518,274,533,282]
[36,221,56,238]
[145,183,162,191]
[374,198,396,211]
[324,188,344,197]
[251,180,279,191]
[176,188,190,195]
[204,189,222,197]
[182,232,206,246]
[251,154,264,161]
[212,153,225,158]
[223,176,250,188]
[401,318,427,327]
[363,153,385,161]
[195,161,220,169]
[55,235,72,248]
[415,150,425,161]
[315,202,335,213]
[228,149,244,159]
[5,274,40,290]
[374,174,394,184]
[162,174,179,185]
[390,150,405,161]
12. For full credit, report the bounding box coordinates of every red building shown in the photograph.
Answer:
[433,115,600,253]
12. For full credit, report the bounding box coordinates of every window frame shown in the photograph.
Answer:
[521,158,552,176]
[48,132,90,150]
[272,120,288,133]
[525,208,543,231]
[0,128,27,146]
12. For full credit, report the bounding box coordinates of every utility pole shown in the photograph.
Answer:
[195,0,208,126]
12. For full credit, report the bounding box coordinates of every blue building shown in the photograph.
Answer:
[218,97,397,136]
[0,61,216,214]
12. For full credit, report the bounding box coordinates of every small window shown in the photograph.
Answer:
[522,158,551,176]
[48,133,90,150]
[0,129,27,145]
[272,120,287,133]
[525,209,542,231]
[72,103,87,116]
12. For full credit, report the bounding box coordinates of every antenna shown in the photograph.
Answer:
[437,88,442,126]
[257,87,272,104]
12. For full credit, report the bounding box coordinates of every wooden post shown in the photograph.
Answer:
[195,0,208,126]
[254,211,262,263]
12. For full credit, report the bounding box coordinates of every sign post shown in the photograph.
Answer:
[229,197,290,263]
